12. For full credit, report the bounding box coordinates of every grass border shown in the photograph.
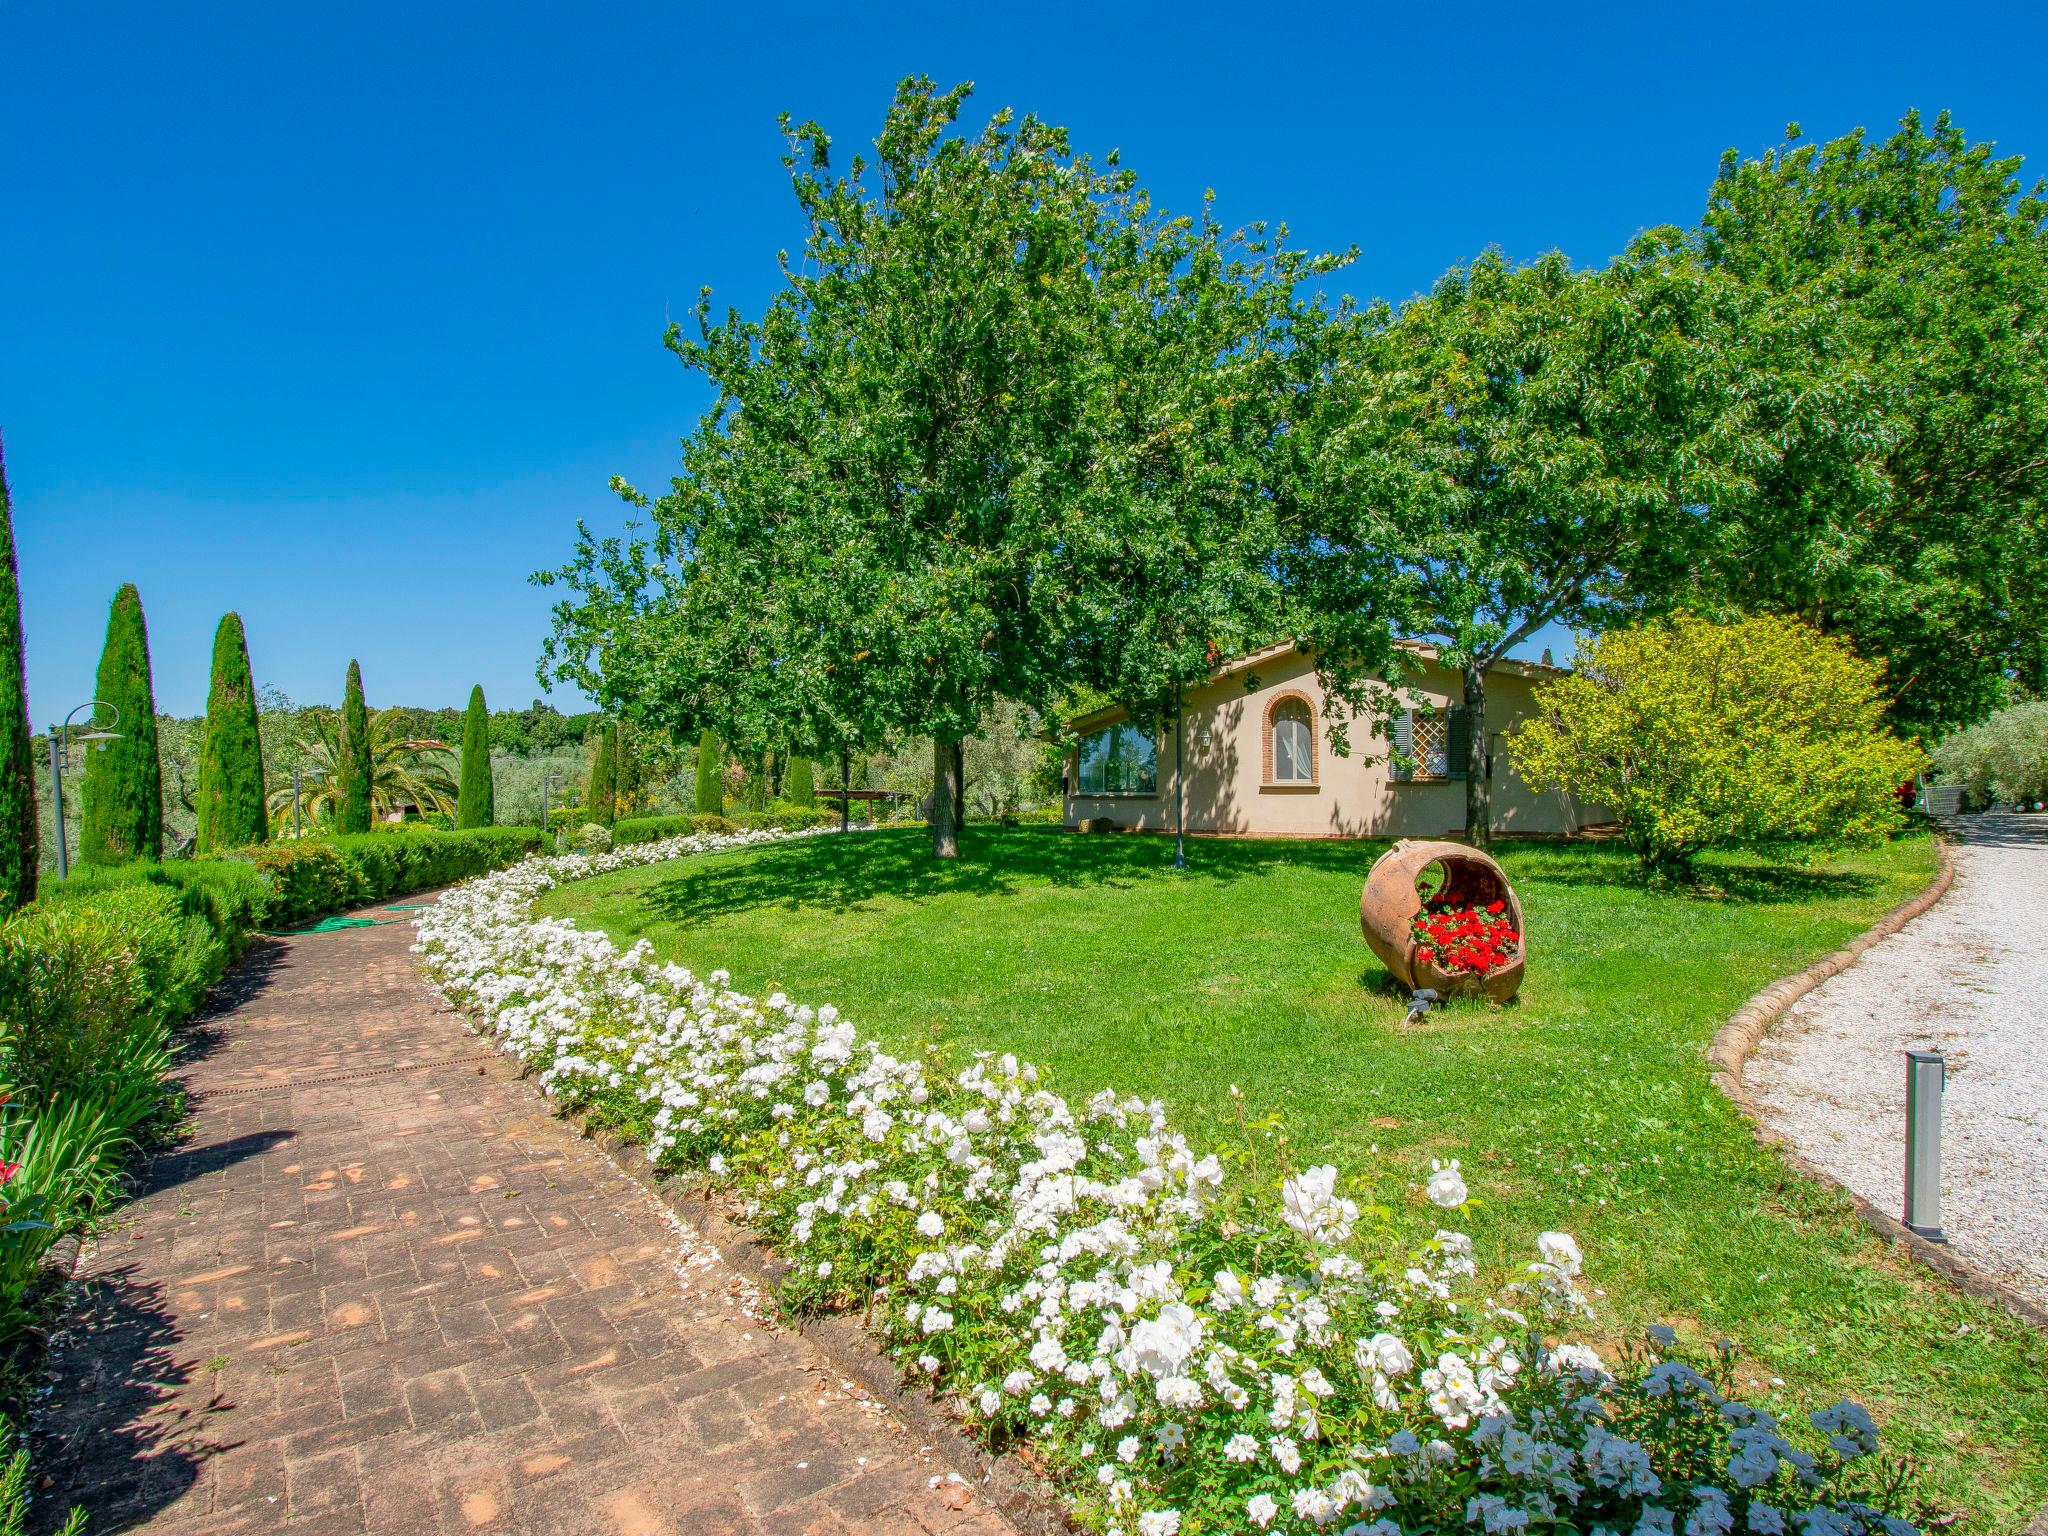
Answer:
[1707,829,2048,1343]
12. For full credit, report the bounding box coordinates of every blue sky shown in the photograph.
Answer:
[5,2,2045,723]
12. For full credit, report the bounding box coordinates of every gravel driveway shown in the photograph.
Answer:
[1753,813,2048,1310]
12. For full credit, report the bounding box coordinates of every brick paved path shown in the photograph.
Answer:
[33,903,1015,1535]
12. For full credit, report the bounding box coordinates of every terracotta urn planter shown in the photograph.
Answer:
[1360,839,1526,1003]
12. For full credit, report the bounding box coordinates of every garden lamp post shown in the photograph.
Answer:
[46,700,122,881]
[292,767,325,839]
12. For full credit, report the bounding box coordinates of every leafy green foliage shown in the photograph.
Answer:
[456,685,493,829]
[0,444,34,913]
[336,660,373,834]
[266,705,457,827]
[242,825,540,925]
[1931,701,2048,810]
[79,584,163,865]
[1512,614,1927,876]
[585,720,616,827]
[541,80,1330,861]
[0,1412,85,1535]
[194,614,267,852]
[1295,241,1776,844]
[1698,112,2048,734]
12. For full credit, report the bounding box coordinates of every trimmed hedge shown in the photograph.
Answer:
[242,826,542,926]
[613,805,836,846]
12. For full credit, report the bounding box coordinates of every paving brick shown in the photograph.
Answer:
[29,902,1012,1533]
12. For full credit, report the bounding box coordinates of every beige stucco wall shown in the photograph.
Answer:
[1062,649,1595,839]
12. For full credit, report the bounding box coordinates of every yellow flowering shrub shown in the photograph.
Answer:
[1511,614,1926,876]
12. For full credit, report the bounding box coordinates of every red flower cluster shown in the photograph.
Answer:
[1410,897,1521,977]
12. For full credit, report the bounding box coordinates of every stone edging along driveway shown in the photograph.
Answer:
[1705,835,2048,1334]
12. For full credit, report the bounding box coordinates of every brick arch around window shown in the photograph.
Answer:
[1261,690,1318,786]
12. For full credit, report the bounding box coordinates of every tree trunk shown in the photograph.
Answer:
[951,740,966,821]
[931,737,961,858]
[839,748,850,833]
[1172,685,1186,870]
[1464,664,1491,849]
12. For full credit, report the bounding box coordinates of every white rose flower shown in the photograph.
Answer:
[1426,1159,1469,1209]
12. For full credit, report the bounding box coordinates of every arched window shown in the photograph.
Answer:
[1268,695,1315,784]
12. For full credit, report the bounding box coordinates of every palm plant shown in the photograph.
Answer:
[267,707,458,827]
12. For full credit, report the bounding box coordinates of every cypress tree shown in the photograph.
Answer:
[80,584,164,865]
[785,755,815,807]
[611,719,636,814]
[337,660,372,833]
[195,613,267,851]
[694,729,723,814]
[456,684,493,828]
[587,720,617,826]
[0,439,36,911]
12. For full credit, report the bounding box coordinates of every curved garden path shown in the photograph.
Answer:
[1753,813,2048,1311]
[31,899,1012,1535]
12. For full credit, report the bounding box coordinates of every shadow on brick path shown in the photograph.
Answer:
[30,903,1014,1535]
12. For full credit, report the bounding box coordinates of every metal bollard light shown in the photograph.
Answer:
[1903,1050,1946,1243]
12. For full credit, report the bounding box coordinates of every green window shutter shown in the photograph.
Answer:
[1447,706,1470,781]
[1390,710,1414,782]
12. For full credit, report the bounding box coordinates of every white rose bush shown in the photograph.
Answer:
[415,832,1929,1536]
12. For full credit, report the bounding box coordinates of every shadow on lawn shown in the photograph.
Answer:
[631,826,1883,927]
[639,825,1394,923]
[1496,846,1882,905]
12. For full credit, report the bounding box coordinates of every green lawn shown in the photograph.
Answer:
[539,826,2047,1528]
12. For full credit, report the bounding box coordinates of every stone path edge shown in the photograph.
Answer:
[1706,833,2048,1336]
[462,1039,1075,1536]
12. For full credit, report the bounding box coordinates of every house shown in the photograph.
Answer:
[1061,641,1599,839]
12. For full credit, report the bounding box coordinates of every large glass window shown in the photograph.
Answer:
[1271,698,1314,782]
[1076,723,1157,795]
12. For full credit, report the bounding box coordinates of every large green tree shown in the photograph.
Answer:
[337,660,373,834]
[1698,111,2048,733]
[80,583,164,865]
[543,79,1322,859]
[195,613,267,851]
[1290,239,1774,846]
[0,440,35,909]
[456,684,493,828]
